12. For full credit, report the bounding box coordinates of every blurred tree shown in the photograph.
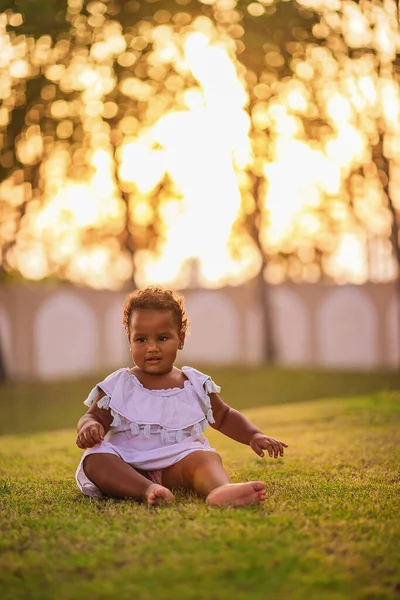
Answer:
[0,0,323,364]
[212,0,320,361]
[0,0,199,286]
[232,0,400,360]
[0,0,400,372]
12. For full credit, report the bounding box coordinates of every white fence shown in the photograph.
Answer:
[0,281,397,380]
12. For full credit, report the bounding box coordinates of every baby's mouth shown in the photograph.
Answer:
[146,357,162,363]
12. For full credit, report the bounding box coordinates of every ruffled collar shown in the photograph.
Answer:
[127,369,192,396]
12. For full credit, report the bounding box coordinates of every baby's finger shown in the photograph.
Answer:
[261,438,278,458]
[76,435,89,449]
[270,440,280,458]
[259,439,273,457]
[277,441,288,456]
[90,426,103,444]
[252,443,264,457]
[83,429,97,447]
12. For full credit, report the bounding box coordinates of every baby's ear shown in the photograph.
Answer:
[179,332,185,350]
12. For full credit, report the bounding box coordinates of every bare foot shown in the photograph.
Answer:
[145,484,174,508]
[206,481,266,507]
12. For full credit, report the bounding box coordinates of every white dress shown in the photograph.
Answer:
[75,366,220,498]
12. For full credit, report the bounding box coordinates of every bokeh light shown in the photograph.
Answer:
[0,0,399,288]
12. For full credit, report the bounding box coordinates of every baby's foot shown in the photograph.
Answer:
[145,484,174,508]
[206,481,266,507]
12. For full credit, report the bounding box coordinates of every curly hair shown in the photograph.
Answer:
[123,286,189,337]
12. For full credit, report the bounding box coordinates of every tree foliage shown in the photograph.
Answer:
[0,0,399,289]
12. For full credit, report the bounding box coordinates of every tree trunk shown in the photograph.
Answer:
[0,340,6,383]
[121,191,137,290]
[375,136,400,367]
[250,174,277,363]
[383,158,400,271]
[383,163,400,368]
[255,265,277,363]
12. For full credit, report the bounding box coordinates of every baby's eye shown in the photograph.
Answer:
[158,336,168,342]
[135,337,146,343]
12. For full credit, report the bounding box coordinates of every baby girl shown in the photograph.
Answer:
[76,287,288,507]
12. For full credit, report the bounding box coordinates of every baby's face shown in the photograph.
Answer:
[128,309,184,376]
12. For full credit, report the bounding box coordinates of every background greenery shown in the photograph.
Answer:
[1,365,400,435]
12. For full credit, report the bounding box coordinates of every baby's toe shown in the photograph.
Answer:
[146,484,174,507]
[147,493,156,506]
[253,481,266,492]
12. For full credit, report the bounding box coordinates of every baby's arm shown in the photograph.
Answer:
[209,393,288,459]
[76,388,113,449]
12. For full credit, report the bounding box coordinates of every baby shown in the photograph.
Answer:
[76,287,288,507]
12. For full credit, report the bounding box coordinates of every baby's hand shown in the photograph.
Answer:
[250,433,288,459]
[76,421,105,449]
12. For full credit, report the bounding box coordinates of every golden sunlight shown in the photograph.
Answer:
[121,30,256,288]
[2,1,400,288]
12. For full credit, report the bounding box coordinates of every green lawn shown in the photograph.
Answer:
[1,388,399,600]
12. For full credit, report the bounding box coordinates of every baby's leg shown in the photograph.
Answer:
[83,453,174,507]
[162,451,266,507]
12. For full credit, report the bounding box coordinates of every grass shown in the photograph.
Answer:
[1,364,400,435]
[0,385,399,600]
